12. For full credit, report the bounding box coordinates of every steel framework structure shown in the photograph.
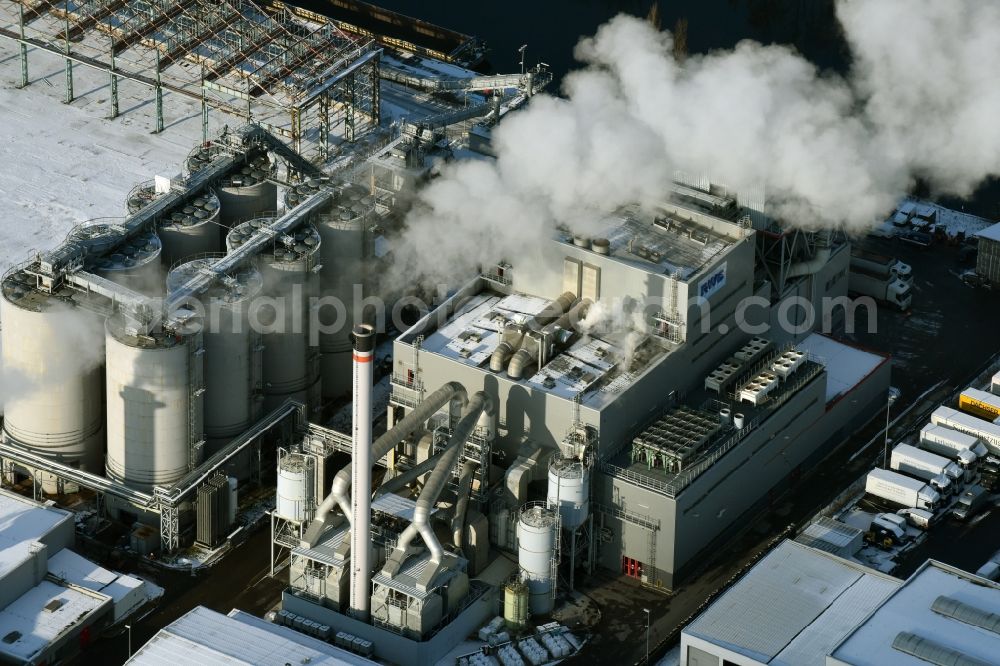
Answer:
[0,0,381,156]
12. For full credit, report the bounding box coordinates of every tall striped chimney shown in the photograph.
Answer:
[349,323,375,620]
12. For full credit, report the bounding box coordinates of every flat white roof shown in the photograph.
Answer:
[797,334,885,403]
[127,606,375,665]
[0,490,70,580]
[830,561,1000,665]
[47,548,145,607]
[0,580,109,663]
[684,540,900,665]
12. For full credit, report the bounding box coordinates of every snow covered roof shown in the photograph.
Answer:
[127,606,376,665]
[0,580,110,663]
[796,334,886,403]
[47,549,147,614]
[976,222,1000,243]
[683,540,901,666]
[830,560,1000,665]
[0,490,71,580]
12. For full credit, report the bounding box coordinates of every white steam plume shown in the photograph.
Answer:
[393,0,1000,286]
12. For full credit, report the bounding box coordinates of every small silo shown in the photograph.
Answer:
[67,221,163,296]
[216,150,278,234]
[1,269,105,493]
[546,456,590,530]
[275,451,316,523]
[516,502,559,615]
[166,257,263,455]
[313,183,375,399]
[126,180,222,266]
[227,218,321,414]
[503,578,530,628]
[185,143,227,176]
[104,314,203,492]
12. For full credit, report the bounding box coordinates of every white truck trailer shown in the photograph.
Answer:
[889,444,961,496]
[848,270,912,310]
[919,424,982,481]
[930,407,1000,454]
[850,249,912,281]
[865,468,941,511]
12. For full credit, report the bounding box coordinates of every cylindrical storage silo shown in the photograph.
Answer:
[503,579,529,628]
[68,221,163,296]
[104,314,203,492]
[275,452,315,523]
[166,258,263,455]
[185,143,227,176]
[125,179,163,214]
[227,219,321,414]
[314,184,374,399]
[1,270,105,493]
[157,192,222,266]
[516,503,558,615]
[546,457,590,530]
[216,151,277,235]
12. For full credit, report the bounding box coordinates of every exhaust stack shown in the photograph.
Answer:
[349,324,375,621]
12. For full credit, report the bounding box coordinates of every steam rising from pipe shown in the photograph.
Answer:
[393,1,1000,286]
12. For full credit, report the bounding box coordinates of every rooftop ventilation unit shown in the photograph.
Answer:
[771,349,805,380]
[733,337,772,364]
[704,359,743,393]
[739,371,780,406]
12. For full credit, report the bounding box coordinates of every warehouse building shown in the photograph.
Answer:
[0,489,153,664]
[682,538,1000,666]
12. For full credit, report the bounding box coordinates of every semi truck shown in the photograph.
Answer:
[848,269,912,310]
[959,388,1000,422]
[930,406,1000,453]
[865,468,941,511]
[919,424,983,481]
[889,444,962,496]
[850,249,912,281]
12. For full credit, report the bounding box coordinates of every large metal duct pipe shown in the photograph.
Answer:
[507,347,536,380]
[490,325,526,372]
[452,461,478,549]
[349,324,375,621]
[382,392,492,576]
[374,447,448,499]
[302,381,468,546]
[537,291,578,326]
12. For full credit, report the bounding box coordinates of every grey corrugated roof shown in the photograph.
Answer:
[127,606,374,665]
[976,222,1000,243]
[684,540,898,663]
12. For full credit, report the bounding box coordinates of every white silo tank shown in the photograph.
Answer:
[1,270,105,493]
[167,257,263,455]
[227,218,321,414]
[185,143,226,176]
[216,151,278,234]
[314,184,373,399]
[104,314,204,491]
[546,457,590,530]
[517,503,558,615]
[68,221,163,296]
[275,452,315,522]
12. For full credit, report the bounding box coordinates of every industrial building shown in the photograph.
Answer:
[256,188,887,664]
[0,488,154,665]
[127,606,378,665]
[681,538,1000,666]
[975,221,1000,285]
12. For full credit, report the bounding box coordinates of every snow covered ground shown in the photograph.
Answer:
[0,41,226,274]
[869,196,995,240]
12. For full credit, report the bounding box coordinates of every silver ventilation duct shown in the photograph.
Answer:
[302,381,468,547]
[382,392,493,577]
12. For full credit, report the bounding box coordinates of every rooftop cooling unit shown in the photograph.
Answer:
[771,349,805,380]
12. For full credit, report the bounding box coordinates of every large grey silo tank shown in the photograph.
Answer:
[67,221,163,296]
[216,151,278,235]
[1,270,105,493]
[226,218,322,415]
[126,180,222,265]
[104,314,203,492]
[313,184,374,399]
[166,257,263,455]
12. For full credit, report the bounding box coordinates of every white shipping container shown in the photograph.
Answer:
[866,468,940,510]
